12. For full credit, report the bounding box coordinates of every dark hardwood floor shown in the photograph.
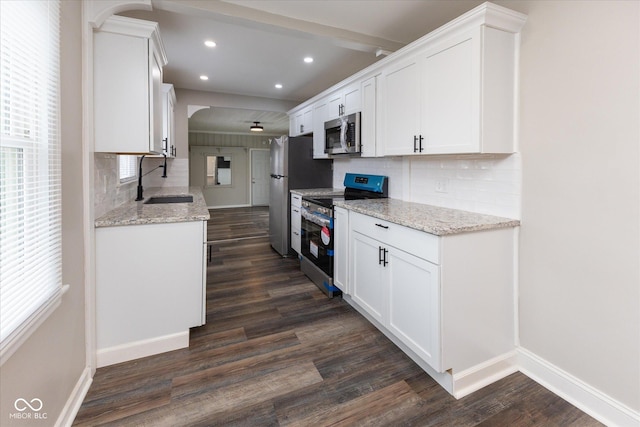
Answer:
[74,206,602,426]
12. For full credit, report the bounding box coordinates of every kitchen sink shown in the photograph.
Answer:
[144,195,193,204]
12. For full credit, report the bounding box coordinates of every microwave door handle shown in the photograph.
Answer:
[340,117,348,151]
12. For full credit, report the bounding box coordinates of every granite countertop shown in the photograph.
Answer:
[290,188,344,197]
[334,198,520,236]
[95,187,210,228]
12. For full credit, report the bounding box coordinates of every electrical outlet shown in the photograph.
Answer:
[435,178,449,193]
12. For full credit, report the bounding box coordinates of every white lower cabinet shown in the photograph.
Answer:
[333,206,349,293]
[351,231,387,323]
[95,220,206,367]
[351,217,440,370]
[387,245,440,370]
[347,210,515,397]
[290,193,302,254]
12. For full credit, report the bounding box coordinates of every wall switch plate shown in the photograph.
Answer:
[435,178,449,193]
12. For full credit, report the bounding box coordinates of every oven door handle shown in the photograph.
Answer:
[301,208,332,228]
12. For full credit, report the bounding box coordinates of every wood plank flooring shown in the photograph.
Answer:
[74,206,602,426]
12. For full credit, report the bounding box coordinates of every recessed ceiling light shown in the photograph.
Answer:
[204,40,216,48]
[199,75,209,81]
[275,83,283,89]
[303,57,314,63]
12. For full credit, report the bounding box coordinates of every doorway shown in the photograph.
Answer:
[250,148,270,206]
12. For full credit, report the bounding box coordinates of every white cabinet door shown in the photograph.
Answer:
[289,113,298,136]
[333,207,349,294]
[301,108,313,135]
[290,106,313,136]
[360,75,378,157]
[380,55,422,156]
[290,207,301,254]
[290,193,302,254]
[388,247,441,371]
[149,50,164,154]
[326,82,361,121]
[162,84,176,157]
[421,31,479,154]
[326,91,343,120]
[312,99,330,159]
[351,231,386,324]
[343,82,361,115]
[94,17,166,154]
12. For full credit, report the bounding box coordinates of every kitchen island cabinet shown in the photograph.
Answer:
[339,202,519,398]
[95,188,209,367]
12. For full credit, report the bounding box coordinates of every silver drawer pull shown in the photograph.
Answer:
[375,223,389,229]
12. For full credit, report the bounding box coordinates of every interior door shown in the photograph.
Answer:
[251,149,270,206]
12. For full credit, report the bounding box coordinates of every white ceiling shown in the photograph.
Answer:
[120,0,486,135]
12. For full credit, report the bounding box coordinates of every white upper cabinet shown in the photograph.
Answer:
[380,54,422,156]
[382,23,521,155]
[289,105,313,136]
[288,2,526,158]
[312,99,330,159]
[326,82,361,121]
[94,16,167,154]
[162,83,176,158]
[360,75,379,157]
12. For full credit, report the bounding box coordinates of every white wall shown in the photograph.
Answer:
[190,146,250,208]
[504,0,640,413]
[0,1,88,424]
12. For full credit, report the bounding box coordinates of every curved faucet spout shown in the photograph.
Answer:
[135,155,146,201]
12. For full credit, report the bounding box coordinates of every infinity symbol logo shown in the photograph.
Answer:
[14,398,43,412]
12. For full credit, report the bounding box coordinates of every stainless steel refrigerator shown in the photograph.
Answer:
[269,136,332,256]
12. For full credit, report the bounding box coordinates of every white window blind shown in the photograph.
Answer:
[119,155,138,183]
[0,0,62,363]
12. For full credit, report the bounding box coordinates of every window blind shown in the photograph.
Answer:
[119,155,138,183]
[0,0,62,363]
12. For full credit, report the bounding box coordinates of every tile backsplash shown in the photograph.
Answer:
[333,153,521,219]
[408,154,521,218]
[94,153,189,219]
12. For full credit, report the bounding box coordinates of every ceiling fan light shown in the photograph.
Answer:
[250,121,264,132]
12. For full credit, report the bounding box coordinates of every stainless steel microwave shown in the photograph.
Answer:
[324,112,361,155]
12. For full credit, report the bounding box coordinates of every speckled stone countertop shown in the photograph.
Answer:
[290,188,344,197]
[95,187,210,228]
[334,198,519,236]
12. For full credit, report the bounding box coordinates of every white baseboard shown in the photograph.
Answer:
[518,347,640,427]
[55,366,92,427]
[452,350,519,399]
[96,331,189,368]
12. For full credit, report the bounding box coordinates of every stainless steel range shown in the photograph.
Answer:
[300,173,388,298]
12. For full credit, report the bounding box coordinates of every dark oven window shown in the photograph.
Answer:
[301,214,333,277]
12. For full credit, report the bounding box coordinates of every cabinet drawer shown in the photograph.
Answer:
[351,212,439,264]
[291,207,301,227]
[291,193,302,208]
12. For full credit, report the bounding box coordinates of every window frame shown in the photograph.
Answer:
[0,0,63,365]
